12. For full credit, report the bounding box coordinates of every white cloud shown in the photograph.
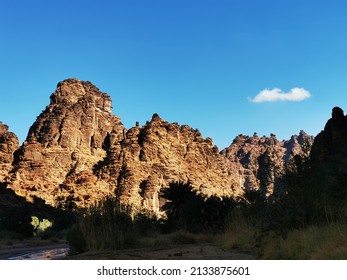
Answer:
[249,87,311,103]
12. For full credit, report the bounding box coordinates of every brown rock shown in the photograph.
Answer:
[221,131,314,196]
[7,79,236,211]
[6,78,314,212]
[0,122,19,182]
[9,78,125,206]
[96,113,236,212]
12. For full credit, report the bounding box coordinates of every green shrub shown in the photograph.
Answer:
[31,216,53,236]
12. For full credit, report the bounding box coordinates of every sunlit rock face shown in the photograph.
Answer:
[96,113,237,212]
[221,131,314,197]
[0,122,19,182]
[6,78,314,211]
[8,79,125,208]
[7,79,235,211]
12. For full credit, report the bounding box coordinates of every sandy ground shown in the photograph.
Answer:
[0,239,256,260]
[65,244,257,260]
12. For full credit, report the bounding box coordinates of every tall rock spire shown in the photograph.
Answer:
[9,78,125,207]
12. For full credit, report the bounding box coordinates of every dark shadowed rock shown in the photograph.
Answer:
[311,106,347,162]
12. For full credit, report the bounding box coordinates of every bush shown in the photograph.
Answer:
[133,211,163,236]
[283,152,347,227]
[67,197,135,253]
[31,216,53,236]
[217,209,260,252]
[66,224,86,254]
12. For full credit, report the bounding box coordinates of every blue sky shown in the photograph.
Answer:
[1,0,347,149]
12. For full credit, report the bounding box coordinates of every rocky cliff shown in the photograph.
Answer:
[0,122,19,182]
[221,131,314,196]
[311,106,347,162]
[9,79,125,207]
[5,78,313,211]
[93,113,236,211]
[7,79,236,211]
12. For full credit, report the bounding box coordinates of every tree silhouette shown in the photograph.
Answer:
[200,195,236,232]
[160,181,203,231]
[160,182,237,232]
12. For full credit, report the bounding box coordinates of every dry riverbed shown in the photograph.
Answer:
[0,239,256,260]
[0,239,69,260]
[65,243,257,260]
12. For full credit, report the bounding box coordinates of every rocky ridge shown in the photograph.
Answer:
[5,79,236,211]
[95,113,237,211]
[2,79,313,211]
[221,131,314,196]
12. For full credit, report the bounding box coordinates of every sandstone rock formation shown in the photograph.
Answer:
[0,122,19,182]
[221,131,314,196]
[9,79,125,207]
[5,78,314,212]
[94,113,236,211]
[7,79,236,211]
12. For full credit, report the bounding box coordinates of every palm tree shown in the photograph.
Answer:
[160,181,203,230]
[160,181,195,219]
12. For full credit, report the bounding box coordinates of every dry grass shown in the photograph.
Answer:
[68,197,216,253]
[261,222,347,259]
[214,212,259,253]
[213,210,347,260]
[136,231,215,249]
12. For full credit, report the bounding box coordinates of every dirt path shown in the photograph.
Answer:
[65,243,257,260]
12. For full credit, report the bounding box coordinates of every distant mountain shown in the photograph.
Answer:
[221,131,314,197]
[1,79,313,211]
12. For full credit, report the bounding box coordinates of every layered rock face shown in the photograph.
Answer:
[6,78,314,211]
[221,131,314,196]
[9,79,125,206]
[95,114,236,211]
[7,79,236,211]
[59,113,237,211]
[0,122,19,182]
